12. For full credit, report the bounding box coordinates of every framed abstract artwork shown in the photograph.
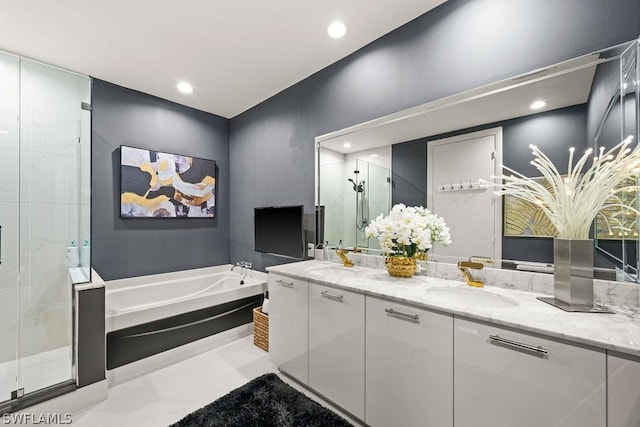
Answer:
[120,145,216,218]
[503,176,557,238]
[504,175,639,239]
[595,177,638,240]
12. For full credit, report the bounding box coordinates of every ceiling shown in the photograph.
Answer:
[0,0,446,118]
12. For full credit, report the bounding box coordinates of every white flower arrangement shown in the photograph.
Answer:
[365,204,452,257]
[491,136,640,240]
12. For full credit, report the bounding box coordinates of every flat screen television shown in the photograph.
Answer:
[254,205,304,259]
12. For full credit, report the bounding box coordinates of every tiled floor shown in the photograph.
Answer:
[70,336,359,426]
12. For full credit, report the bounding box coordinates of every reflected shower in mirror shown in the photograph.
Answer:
[316,39,640,282]
[318,146,391,250]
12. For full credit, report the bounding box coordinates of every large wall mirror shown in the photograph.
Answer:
[315,38,640,282]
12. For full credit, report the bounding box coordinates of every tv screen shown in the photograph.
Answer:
[255,205,304,259]
[120,145,217,218]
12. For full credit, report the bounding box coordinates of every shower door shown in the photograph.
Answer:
[0,52,91,406]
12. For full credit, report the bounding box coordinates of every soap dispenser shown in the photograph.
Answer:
[65,240,79,267]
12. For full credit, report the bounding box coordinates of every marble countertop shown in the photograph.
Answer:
[267,260,640,357]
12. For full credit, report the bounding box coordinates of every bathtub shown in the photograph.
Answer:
[105,265,267,369]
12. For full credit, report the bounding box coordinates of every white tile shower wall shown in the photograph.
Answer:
[0,54,19,152]
[319,148,345,247]
[312,250,640,309]
[0,148,19,201]
[19,300,72,367]
[0,305,17,365]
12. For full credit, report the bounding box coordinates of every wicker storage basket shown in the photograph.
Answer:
[253,306,269,352]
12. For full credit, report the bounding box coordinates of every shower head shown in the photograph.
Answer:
[347,178,365,192]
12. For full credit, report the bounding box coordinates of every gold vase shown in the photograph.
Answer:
[385,256,417,278]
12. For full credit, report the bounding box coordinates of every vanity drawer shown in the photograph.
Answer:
[454,317,606,427]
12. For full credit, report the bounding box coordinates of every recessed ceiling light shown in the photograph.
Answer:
[371,154,379,157]
[343,142,352,148]
[327,21,347,39]
[530,100,546,110]
[177,81,193,94]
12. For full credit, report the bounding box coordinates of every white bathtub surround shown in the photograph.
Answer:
[105,265,267,332]
[313,249,640,309]
[269,260,640,357]
[107,324,253,387]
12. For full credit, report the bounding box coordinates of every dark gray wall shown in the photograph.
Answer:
[92,80,230,280]
[392,139,427,207]
[501,105,587,263]
[229,0,640,270]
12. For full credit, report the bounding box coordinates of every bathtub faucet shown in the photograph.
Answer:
[232,261,251,271]
[232,261,253,285]
[232,261,253,277]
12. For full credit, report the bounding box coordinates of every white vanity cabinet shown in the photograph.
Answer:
[365,296,453,427]
[308,282,365,419]
[607,352,640,427]
[454,318,606,427]
[268,273,309,384]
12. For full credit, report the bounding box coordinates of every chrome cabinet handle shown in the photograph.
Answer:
[321,291,343,302]
[385,308,419,321]
[276,279,294,288]
[489,334,548,355]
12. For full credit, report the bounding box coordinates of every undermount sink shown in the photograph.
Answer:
[308,265,361,276]
[425,287,519,309]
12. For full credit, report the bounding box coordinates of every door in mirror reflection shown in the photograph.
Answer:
[428,128,502,263]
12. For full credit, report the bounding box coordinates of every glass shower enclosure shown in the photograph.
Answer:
[0,51,91,408]
[319,157,391,249]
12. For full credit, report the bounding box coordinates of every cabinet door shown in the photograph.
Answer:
[454,318,606,427]
[309,282,365,419]
[366,296,453,427]
[608,351,640,427]
[268,273,308,384]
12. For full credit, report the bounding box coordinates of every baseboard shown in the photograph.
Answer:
[107,323,253,387]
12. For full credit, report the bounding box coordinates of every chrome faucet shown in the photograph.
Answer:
[232,261,253,284]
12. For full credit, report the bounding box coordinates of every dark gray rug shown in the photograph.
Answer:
[170,373,353,427]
